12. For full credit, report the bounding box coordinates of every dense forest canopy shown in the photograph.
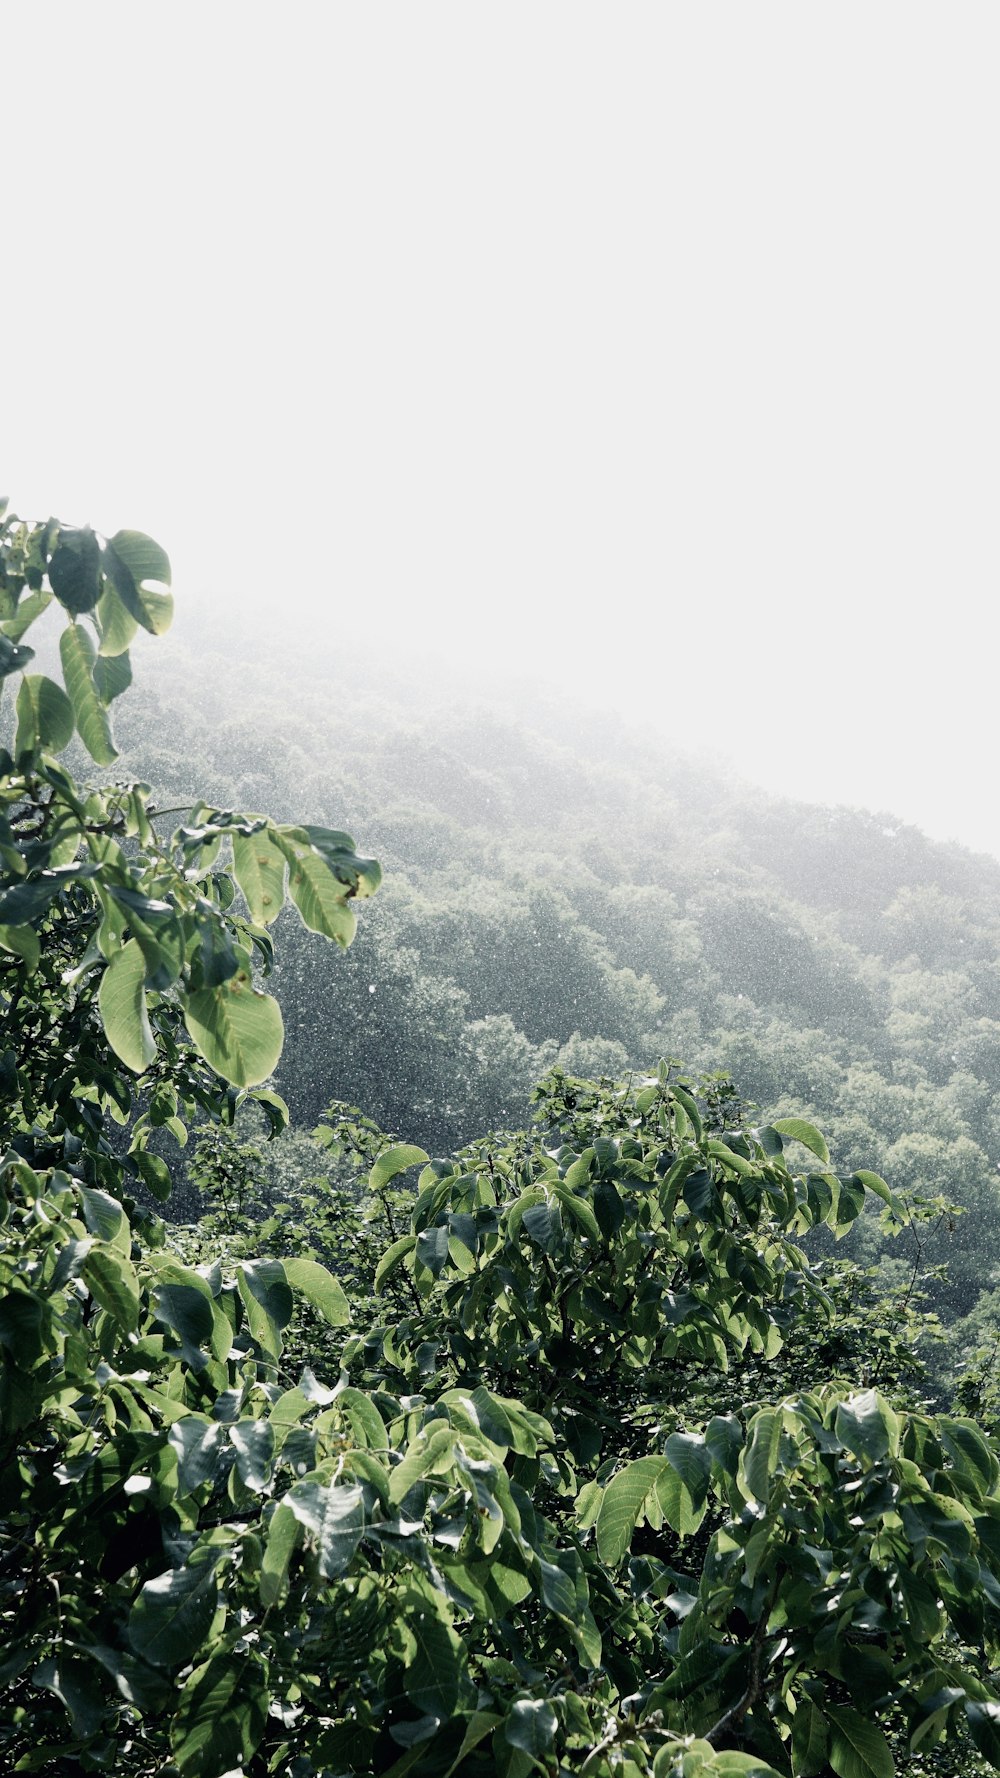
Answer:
[6,508,1000,1777]
[104,618,1000,1352]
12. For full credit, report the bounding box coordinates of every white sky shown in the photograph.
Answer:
[5,5,1000,856]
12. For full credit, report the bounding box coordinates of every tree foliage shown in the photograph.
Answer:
[4,502,1000,1776]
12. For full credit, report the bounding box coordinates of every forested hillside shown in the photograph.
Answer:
[111,620,1000,1349]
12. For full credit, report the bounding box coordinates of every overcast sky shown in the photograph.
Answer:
[6,5,1000,855]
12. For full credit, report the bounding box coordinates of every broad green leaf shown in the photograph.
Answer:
[233,825,287,924]
[49,526,102,614]
[392,1587,464,1723]
[826,1706,893,1778]
[442,1712,502,1778]
[504,1699,557,1760]
[389,1423,456,1506]
[791,1697,830,1777]
[238,1259,293,1359]
[31,1656,107,1741]
[59,622,117,764]
[0,924,40,971]
[834,1391,899,1464]
[99,939,156,1073]
[282,1256,350,1326]
[170,1651,268,1777]
[740,1407,782,1501]
[153,1284,215,1369]
[105,529,174,634]
[94,582,137,656]
[229,1419,275,1491]
[128,1559,219,1669]
[965,1700,1000,1764]
[771,1118,830,1167]
[15,674,74,754]
[375,1234,418,1291]
[82,1247,140,1331]
[595,1456,667,1564]
[168,1417,227,1497]
[93,649,132,703]
[1,585,51,641]
[370,1144,430,1192]
[286,849,357,944]
[184,977,283,1087]
[79,1184,127,1249]
[285,1479,365,1577]
[260,1501,300,1606]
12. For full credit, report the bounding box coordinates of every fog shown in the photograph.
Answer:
[6,5,1000,856]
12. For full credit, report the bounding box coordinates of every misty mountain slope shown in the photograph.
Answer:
[107,627,1000,1329]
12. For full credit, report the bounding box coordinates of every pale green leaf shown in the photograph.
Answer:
[184,978,283,1087]
[98,939,156,1073]
[59,622,117,764]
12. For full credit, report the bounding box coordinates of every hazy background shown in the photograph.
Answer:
[5,4,998,854]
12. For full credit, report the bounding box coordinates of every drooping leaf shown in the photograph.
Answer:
[370,1144,430,1192]
[282,1256,350,1326]
[826,1705,894,1778]
[14,674,74,755]
[233,824,287,925]
[771,1118,830,1167]
[170,1651,269,1778]
[504,1699,558,1760]
[229,1419,275,1492]
[286,848,357,944]
[98,939,156,1073]
[184,977,283,1087]
[168,1417,227,1497]
[128,1559,219,1669]
[595,1456,667,1565]
[59,622,118,764]
[82,1247,140,1332]
[104,529,174,634]
[285,1479,365,1577]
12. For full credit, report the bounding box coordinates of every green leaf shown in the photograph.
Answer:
[99,939,156,1073]
[49,526,102,615]
[442,1712,502,1778]
[233,825,287,925]
[834,1391,899,1464]
[370,1144,430,1192]
[260,1501,300,1607]
[59,622,117,764]
[791,1697,830,1777]
[82,1247,140,1331]
[285,1479,365,1577]
[375,1234,418,1291]
[229,1420,275,1491]
[1,585,51,642]
[392,1588,463,1723]
[771,1118,830,1167]
[170,1651,268,1777]
[282,1256,350,1326]
[965,1700,1000,1764]
[93,649,132,703]
[504,1699,558,1761]
[595,1456,667,1564]
[168,1417,227,1497]
[128,1559,219,1669]
[79,1184,127,1248]
[826,1706,894,1778]
[184,977,284,1087]
[104,529,174,634]
[286,848,357,943]
[94,582,137,656]
[0,924,40,972]
[14,674,74,755]
[153,1284,215,1369]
